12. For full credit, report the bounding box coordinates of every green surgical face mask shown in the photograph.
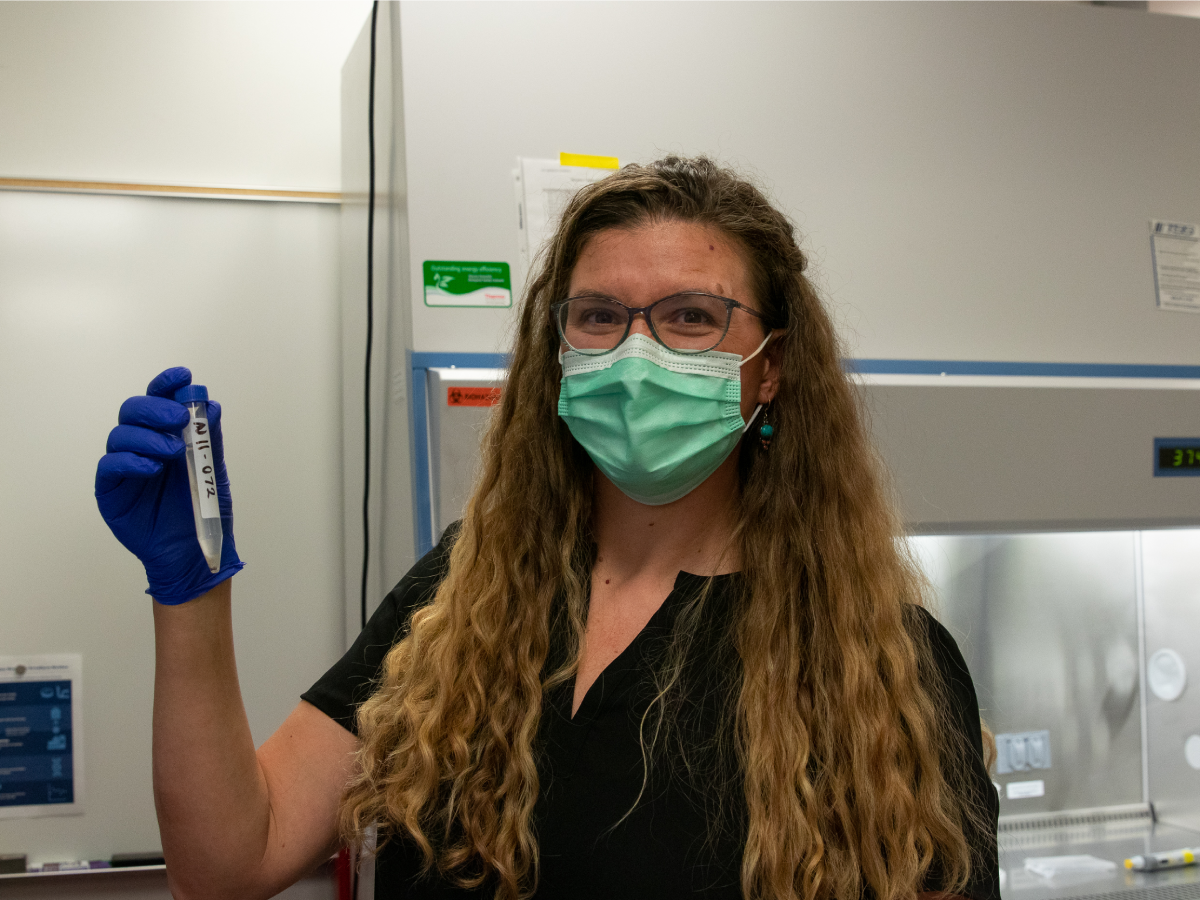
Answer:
[558,332,768,506]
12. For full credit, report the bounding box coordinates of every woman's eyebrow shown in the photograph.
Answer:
[566,287,735,302]
[565,288,618,299]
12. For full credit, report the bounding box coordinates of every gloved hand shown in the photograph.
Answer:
[96,367,244,605]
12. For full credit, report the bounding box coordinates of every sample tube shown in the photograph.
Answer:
[174,385,223,573]
[1125,848,1199,872]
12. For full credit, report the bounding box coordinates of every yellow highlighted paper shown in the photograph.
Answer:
[560,153,619,170]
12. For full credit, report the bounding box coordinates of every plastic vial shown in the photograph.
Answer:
[174,385,223,573]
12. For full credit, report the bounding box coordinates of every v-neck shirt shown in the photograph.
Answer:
[302,529,1000,900]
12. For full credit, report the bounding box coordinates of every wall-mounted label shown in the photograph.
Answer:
[1006,779,1046,800]
[1155,438,1200,477]
[423,261,512,308]
[1150,220,1200,314]
[516,159,613,280]
[447,386,502,408]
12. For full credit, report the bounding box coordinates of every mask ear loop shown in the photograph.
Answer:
[739,331,773,433]
[738,332,773,368]
[742,403,763,434]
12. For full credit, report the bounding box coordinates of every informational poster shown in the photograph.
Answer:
[515,157,616,279]
[0,655,83,818]
[1150,220,1200,314]
[423,261,512,308]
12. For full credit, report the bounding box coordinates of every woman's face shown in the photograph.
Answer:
[566,219,780,424]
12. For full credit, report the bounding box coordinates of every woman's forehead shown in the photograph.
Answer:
[567,220,756,308]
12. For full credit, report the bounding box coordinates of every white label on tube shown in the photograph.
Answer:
[187,406,220,520]
[1006,779,1046,800]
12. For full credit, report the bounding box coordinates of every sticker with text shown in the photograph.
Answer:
[424,261,512,308]
[1151,220,1200,313]
[187,408,220,519]
[1005,779,1045,800]
[448,387,503,408]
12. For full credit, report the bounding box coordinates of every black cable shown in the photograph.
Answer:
[361,0,379,632]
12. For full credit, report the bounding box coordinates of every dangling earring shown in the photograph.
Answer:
[758,404,774,451]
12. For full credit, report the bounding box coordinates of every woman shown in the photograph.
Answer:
[96,157,998,900]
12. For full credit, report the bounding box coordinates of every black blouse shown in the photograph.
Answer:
[302,529,1000,900]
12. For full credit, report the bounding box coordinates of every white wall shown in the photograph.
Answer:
[0,186,347,871]
[0,1,370,190]
[0,0,371,879]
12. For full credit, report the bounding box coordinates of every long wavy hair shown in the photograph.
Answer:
[341,157,992,900]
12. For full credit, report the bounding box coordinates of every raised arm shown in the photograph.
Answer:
[96,367,357,899]
[152,582,358,900]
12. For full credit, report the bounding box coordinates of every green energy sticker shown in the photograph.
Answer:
[423,261,512,308]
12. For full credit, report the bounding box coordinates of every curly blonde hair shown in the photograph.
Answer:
[340,157,992,900]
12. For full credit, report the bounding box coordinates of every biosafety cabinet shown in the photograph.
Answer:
[341,3,1200,896]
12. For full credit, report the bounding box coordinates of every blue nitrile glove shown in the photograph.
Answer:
[96,367,244,605]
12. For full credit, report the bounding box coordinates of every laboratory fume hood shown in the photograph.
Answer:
[338,4,1200,896]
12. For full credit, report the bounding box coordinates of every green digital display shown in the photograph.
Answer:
[1155,439,1200,477]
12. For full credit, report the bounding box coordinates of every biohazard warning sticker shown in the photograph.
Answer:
[447,386,502,407]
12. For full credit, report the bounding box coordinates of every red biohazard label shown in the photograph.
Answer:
[447,386,502,407]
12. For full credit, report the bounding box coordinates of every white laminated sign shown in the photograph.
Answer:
[515,157,616,280]
[0,654,84,818]
[1151,220,1200,314]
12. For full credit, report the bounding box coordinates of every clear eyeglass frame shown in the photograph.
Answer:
[551,291,767,356]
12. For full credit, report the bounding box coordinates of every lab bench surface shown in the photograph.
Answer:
[1002,820,1200,900]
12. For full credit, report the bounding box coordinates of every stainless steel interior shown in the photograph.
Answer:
[910,528,1200,897]
[1142,530,1200,834]
[909,532,1144,816]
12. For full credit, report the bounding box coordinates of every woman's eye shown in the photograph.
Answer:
[583,309,618,325]
[667,307,717,328]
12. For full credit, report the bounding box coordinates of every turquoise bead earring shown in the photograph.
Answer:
[758,405,774,451]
